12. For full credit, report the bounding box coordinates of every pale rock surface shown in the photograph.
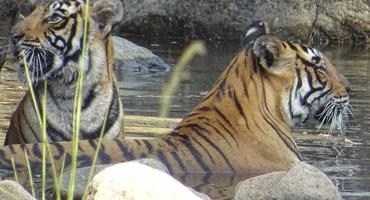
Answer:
[83,162,209,200]
[234,161,341,200]
[0,180,35,200]
[58,158,170,199]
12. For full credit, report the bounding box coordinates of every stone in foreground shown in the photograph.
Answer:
[58,158,170,199]
[234,161,341,200]
[0,180,35,200]
[83,162,209,200]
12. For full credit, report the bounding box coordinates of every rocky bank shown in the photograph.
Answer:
[0,0,368,46]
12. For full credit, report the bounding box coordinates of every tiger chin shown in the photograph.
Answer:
[0,21,350,178]
[4,0,124,145]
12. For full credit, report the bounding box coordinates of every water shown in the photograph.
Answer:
[0,38,369,199]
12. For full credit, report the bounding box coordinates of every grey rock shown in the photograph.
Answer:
[112,36,170,79]
[2,0,368,45]
[119,0,369,44]
[313,0,370,44]
[234,161,341,200]
[0,180,35,200]
[58,159,171,199]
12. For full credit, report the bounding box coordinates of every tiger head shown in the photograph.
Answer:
[10,0,123,83]
[252,35,351,131]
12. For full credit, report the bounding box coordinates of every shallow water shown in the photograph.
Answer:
[0,38,369,199]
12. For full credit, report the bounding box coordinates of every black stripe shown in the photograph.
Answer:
[302,87,325,105]
[21,103,39,142]
[190,126,235,172]
[47,123,70,141]
[177,138,210,172]
[142,140,153,153]
[241,78,249,99]
[203,122,232,146]
[156,150,173,173]
[162,138,188,173]
[295,67,302,98]
[287,42,298,51]
[176,125,215,164]
[304,67,314,89]
[114,140,135,160]
[81,84,96,110]
[213,106,238,134]
[101,87,120,134]
[214,118,238,145]
[301,45,309,53]
[231,89,250,130]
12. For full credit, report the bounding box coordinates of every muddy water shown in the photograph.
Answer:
[0,39,369,199]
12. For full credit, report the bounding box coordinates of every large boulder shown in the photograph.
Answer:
[234,161,341,200]
[57,158,170,199]
[119,0,369,44]
[83,162,210,200]
[0,0,368,45]
[57,159,209,200]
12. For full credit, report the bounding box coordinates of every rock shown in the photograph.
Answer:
[119,0,369,44]
[1,0,368,45]
[0,180,35,200]
[313,0,370,44]
[83,162,210,200]
[234,161,341,200]
[58,159,171,199]
[112,36,170,79]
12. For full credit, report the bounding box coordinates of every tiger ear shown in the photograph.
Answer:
[91,0,124,37]
[252,35,289,72]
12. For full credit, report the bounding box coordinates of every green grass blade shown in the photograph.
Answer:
[22,52,42,127]
[41,82,47,200]
[159,41,206,118]
[11,158,18,183]
[58,152,67,190]
[82,110,109,199]
[68,2,90,199]
[24,150,35,198]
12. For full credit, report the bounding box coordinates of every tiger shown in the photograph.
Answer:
[0,21,350,182]
[4,0,124,144]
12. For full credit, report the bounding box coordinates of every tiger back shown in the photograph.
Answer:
[4,0,124,144]
[0,22,351,180]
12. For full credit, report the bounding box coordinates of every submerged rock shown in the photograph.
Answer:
[112,36,170,80]
[234,161,341,200]
[83,162,210,200]
[0,180,35,200]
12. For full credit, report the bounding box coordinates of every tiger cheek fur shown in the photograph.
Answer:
[5,0,124,144]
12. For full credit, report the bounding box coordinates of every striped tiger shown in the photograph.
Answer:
[0,22,351,180]
[4,0,124,144]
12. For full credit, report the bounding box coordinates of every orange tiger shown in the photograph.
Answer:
[4,0,124,144]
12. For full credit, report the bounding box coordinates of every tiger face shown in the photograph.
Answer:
[10,0,123,84]
[252,35,350,130]
[10,0,84,83]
